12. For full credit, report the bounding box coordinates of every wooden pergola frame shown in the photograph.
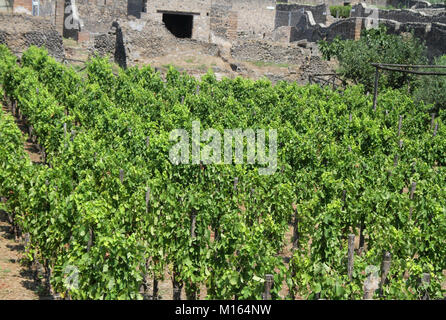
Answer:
[371,63,446,111]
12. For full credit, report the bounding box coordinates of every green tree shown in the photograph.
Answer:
[412,55,446,113]
[318,25,427,92]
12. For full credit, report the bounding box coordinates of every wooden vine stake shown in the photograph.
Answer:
[421,273,430,300]
[146,136,150,147]
[190,213,197,240]
[87,228,93,252]
[187,211,198,300]
[397,115,403,137]
[145,187,150,214]
[393,154,398,167]
[172,268,183,300]
[363,266,380,300]
[409,181,416,220]
[431,113,436,129]
[379,252,391,296]
[292,206,299,250]
[433,123,438,137]
[63,123,67,138]
[347,234,355,282]
[372,67,380,111]
[263,274,273,300]
[119,169,124,183]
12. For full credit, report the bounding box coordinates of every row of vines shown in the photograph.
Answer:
[0,45,445,299]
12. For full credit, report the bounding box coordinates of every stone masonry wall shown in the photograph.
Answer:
[145,0,211,42]
[0,13,64,59]
[75,0,127,34]
[275,3,330,26]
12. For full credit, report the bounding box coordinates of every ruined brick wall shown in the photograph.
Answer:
[230,39,308,65]
[287,0,390,6]
[13,0,32,14]
[231,0,276,39]
[145,0,211,42]
[0,13,64,59]
[74,0,127,34]
[0,0,13,13]
[275,3,330,27]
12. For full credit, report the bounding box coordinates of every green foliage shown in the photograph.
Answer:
[318,25,427,92]
[412,55,446,113]
[318,36,345,61]
[0,46,445,300]
[329,5,351,18]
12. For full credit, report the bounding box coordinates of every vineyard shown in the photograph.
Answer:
[0,44,445,300]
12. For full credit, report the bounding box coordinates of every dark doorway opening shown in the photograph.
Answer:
[162,13,193,38]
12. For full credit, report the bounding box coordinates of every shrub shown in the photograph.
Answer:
[318,25,427,92]
[329,5,351,18]
[412,55,446,113]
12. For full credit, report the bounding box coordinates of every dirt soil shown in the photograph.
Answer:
[63,38,337,85]
[0,103,42,300]
[0,210,39,300]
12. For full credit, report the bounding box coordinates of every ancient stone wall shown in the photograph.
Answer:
[144,0,211,42]
[0,13,64,59]
[230,39,308,65]
[74,0,127,34]
[275,3,330,26]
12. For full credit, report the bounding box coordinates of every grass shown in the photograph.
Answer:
[161,64,182,70]
[0,267,11,277]
[62,38,79,47]
[197,64,209,72]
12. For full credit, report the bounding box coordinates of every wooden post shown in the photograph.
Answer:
[349,113,352,122]
[348,234,355,281]
[379,252,391,296]
[87,228,93,252]
[398,115,403,137]
[359,220,365,254]
[190,212,197,239]
[393,155,399,167]
[399,140,403,149]
[263,274,273,300]
[292,207,299,250]
[363,269,379,300]
[421,273,430,300]
[63,123,67,138]
[145,187,150,214]
[433,123,438,137]
[372,67,380,112]
[172,269,183,300]
[119,169,124,183]
[181,96,184,104]
[173,287,181,300]
[431,113,436,129]
[233,177,238,191]
[196,85,200,95]
[409,182,416,220]
[409,182,416,200]
[70,130,75,142]
[146,136,150,147]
